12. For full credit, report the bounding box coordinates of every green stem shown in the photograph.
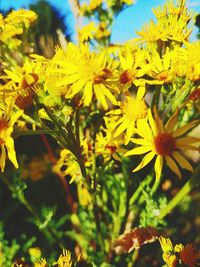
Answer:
[15,129,60,136]
[158,163,200,220]
[129,175,153,207]
[150,176,161,196]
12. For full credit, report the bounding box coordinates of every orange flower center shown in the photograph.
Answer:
[156,70,171,83]
[188,88,200,102]
[0,138,4,145]
[120,70,135,85]
[0,118,9,132]
[154,133,175,155]
[94,68,112,84]
[105,144,117,154]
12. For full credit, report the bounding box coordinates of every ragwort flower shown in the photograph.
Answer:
[159,236,184,267]
[125,107,199,180]
[110,86,148,144]
[46,43,119,109]
[118,48,153,92]
[1,58,45,109]
[54,250,72,267]
[34,258,48,267]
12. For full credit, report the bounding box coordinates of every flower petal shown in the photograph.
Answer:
[176,136,200,146]
[165,109,179,133]
[136,85,145,100]
[165,155,182,179]
[0,145,6,172]
[172,151,194,172]
[5,137,18,169]
[132,151,155,172]
[154,155,163,181]
[137,118,153,140]
[125,146,152,156]
[83,81,93,106]
[153,107,165,133]
[148,109,157,136]
[114,119,129,137]
[130,138,151,146]
[124,122,135,145]
[94,85,108,109]
[172,120,199,138]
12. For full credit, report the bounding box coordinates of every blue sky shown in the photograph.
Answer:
[0,0,199,43]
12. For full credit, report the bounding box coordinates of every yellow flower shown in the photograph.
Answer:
[159,236,178,267]
[185,42,200,82]
[125,107,199,181]
[34,258,47,267]
[53,149,82,184]
[0,9,37,48]
[54,250,72,267]
[78,22,97,42]
[5,9,37,27]
[137,0,192,46]
[94,22,111,40]
[96,116,125,161]
[2,58,45,109]
[118,48,153,92]
[110,86,148,144]
[80,0,103,14]
[145,48,175,85]
[47,43,119,109]
[0,106,23,172]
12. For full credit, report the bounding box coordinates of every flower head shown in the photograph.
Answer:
[34,258,48,267]
[2,58,45,109]
[54,250,72,267]
[110,86,148,144]
[125,107,199,180]
[159,236,184,267]
[46,43,119,109]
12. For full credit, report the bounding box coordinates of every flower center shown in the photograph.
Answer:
[154,133,176,155]
[123,98,148,121]
[94,68,112,84]
[188,88,200,102]
[120,70,135,85]
[105,144,117,154]
[0,118,9,132]
[155,70,171,83]
[0,138,5,145]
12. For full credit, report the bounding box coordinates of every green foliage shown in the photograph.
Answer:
[139,188,167,228]
[0,222,35,267]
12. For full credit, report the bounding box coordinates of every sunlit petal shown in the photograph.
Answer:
[172,120,199,138]
[125,146,152,156]
[154,155,163,181]
[165,155,182,178]
[172,151,194,172]
[165,109,179,133]
[132,151,155,172]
